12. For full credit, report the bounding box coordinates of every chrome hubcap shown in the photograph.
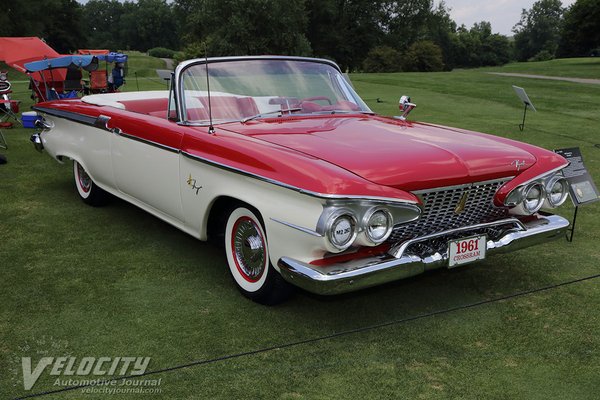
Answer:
[77,163,91,192]
[233,218,266,281]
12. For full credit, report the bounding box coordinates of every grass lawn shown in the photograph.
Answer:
[1,57,599,399]
[482,57,600,79]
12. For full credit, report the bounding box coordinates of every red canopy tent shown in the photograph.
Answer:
[0,37,65,81]
[0,37,70,101]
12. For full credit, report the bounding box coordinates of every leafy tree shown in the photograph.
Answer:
[381,0,436,51]
[304,0,389,71]
[558,0,600,57]
[43,0,86,53]
[126,0,178,51]
[362,46,402,72]
[178,0,311,59]
[481,33,512,66]
[83,0,178,51]
[512,0,564,61]
[82,0,125,49]
[425,1,457,70]
[402,40,444,71]
[0,0,84,53]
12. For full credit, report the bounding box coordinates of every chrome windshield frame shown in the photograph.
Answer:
[174,56,372,126]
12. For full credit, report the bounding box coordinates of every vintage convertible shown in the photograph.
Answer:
[30,56,571,304]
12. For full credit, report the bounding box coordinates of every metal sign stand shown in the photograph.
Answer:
[566,206,579,242]
[554,147,600,243]
[519,103,530,132]
[512,85,536,132]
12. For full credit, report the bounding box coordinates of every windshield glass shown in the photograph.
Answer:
[179,58,371,124]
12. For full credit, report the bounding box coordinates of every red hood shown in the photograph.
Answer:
[224,115,537,191]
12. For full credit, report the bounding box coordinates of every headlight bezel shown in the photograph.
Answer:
[317,200,421,252]
[325,209,358,251]
[545,175,569,208]
[523,182,545,214]
[504,170,570,215]
[362,207,394,245]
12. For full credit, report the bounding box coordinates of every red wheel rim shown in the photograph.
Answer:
[231,216,267,283]
[76,163,91,193]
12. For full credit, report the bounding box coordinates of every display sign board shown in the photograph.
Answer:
[512,85,537,112]
[554,147,600,205]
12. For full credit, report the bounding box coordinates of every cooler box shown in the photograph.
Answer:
[21,111,42,128]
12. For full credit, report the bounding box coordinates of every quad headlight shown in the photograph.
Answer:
[318,201,420,252]
[363,208,393,245]
[545,176,569,207]
[523,182,545,214]
[326,210,358,251]
[504,171,570,215]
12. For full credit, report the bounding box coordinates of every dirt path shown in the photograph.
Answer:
[488,72,600,85]
[161,58,174,70]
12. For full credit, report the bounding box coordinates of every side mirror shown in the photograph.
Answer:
[394,95,417,121]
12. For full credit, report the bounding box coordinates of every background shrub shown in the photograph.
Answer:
[528,50,555,62]
[148,47,176,58]
[402,41,444,72]
[362,46,402,72]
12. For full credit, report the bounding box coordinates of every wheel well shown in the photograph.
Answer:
[206,196,264,245]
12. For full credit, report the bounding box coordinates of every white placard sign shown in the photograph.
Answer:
[512,85,537,112]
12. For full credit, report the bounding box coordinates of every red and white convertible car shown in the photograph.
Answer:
[31,56,571,304]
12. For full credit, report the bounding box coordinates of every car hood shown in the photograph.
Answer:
[224,115,537,191]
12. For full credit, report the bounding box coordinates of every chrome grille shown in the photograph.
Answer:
[388,179,510,243]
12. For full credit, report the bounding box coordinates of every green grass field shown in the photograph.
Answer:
[482,57,600,79]
[1,56,599,399]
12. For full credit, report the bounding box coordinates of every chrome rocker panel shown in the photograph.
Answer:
[278,214,570,295]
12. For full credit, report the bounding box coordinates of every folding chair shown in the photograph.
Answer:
[0,128,7,150]
[0,98,21,126]
[90,69,108,93]
[64,67,83,92]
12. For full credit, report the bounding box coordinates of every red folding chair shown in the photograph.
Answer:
[0,98,21,127]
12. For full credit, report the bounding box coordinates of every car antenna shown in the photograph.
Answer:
[204,45,215,134]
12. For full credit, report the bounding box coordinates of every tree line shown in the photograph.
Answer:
[1,0,598,72]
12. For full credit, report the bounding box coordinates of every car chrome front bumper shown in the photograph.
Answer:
[30,133,44,152]
[277,214,570,295]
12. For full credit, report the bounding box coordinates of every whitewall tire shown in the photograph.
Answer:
[224,206,292,304]
[73,160,108,206]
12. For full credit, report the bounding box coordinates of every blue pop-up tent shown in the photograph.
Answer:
[24,55,99,73]
[97,52,128,64]
[24,56,100,101]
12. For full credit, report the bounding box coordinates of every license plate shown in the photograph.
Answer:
[448,235,487,268]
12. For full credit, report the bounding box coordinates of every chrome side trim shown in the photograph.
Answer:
[180,150,419,204]
[115,130,179,153]
[35,106,179,153]
[270,218,323,237]
[278,214,570,295]
[388,217,526,258]
[513,165,569,188]
[33,106,419,204]
[33,106,97,125]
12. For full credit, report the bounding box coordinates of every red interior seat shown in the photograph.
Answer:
[199,96,258,120]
